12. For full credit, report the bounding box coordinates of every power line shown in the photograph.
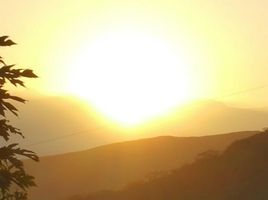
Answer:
[23,83,268,147]
[23,127,102,147]
[214,84,268,100]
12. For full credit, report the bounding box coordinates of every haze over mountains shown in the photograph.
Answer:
[80,132,268,200]
[24,131,257,200]
[17,96,267,200]
[12,96,268,155]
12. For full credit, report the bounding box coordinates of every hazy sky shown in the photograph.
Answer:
[1,0,268,109]
[2,0,268,154]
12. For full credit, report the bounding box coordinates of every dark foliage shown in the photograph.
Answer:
[0,36,38,200]
[75,131,268,200]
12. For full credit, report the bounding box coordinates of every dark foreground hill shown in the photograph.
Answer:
[24,131,256,200]
[79,132,268,200]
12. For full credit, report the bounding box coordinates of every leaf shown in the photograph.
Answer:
[7,143,19,149]
[0,169,13,189]
[0,78,5,85]
[0,36,16,46]
[9,96,26,103]
[0,104,6,117]
[1,64,15,71]
[0,59,6,66]
[9,79,25,87]
[2,101,18,116]
[21,69,38,78]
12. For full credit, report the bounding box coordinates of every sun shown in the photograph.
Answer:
[66,29,194,125]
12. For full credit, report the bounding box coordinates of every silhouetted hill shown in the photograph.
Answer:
[12,96,268,155]
[80,132,268,200]
[24,131,257,200]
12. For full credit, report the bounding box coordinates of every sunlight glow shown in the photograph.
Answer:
[67,29,194,125]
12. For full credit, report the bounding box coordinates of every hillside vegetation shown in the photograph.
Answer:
[25,131,256,200]
[76,132,268,200]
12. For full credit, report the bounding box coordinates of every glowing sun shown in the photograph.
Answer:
[67,30,194,125]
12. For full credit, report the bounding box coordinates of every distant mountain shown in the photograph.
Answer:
[24,131,257,200]
[136,100,268,137]
[12,96,268,155]
[12,96,126,155]
[81,131,268,200]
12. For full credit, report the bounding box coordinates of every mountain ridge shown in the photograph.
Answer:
[13,96,268,155]
[81,132,268,200]
[25,131,258,200]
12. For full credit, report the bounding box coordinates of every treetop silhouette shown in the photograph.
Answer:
[0,36,39,200]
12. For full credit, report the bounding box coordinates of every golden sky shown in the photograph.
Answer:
[1,0,268,124]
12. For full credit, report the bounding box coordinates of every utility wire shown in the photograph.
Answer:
[23,127,103,147]
[213,84,268,100]
[23,83,268,147]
